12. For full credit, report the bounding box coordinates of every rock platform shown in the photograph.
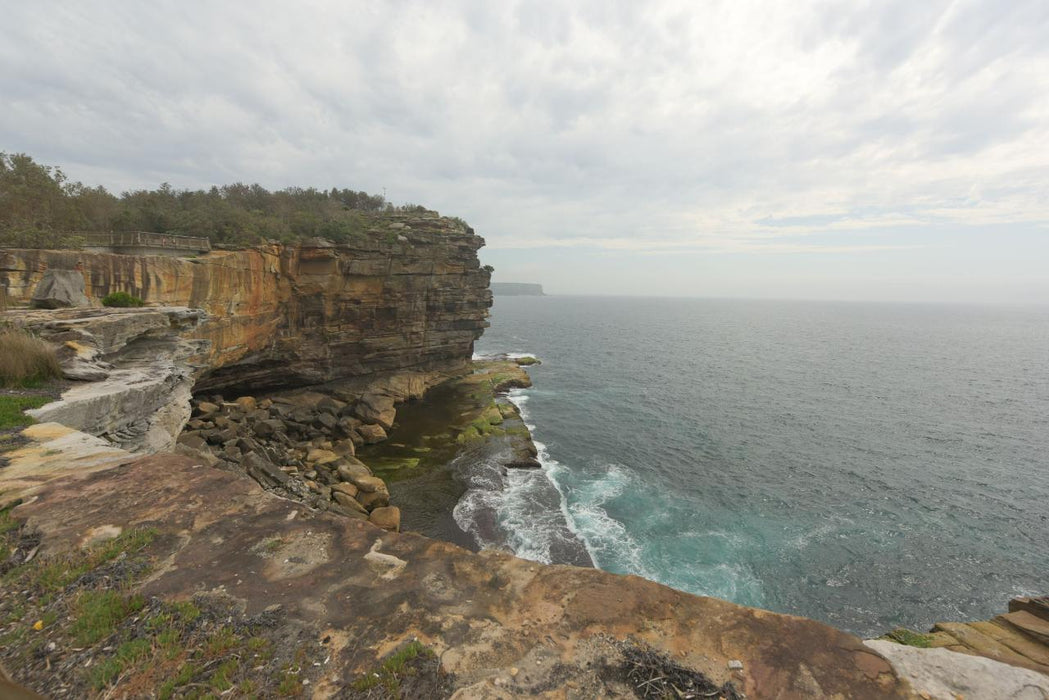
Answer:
[1,422,914,698]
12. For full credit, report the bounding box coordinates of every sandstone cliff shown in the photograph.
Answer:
[0,212,491,392]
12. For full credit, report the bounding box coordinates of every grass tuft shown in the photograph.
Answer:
[0,329,61,388]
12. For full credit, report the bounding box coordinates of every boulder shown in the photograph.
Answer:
[351,475,387,494]
[332,439,356,457]
[243,452,289,488]
[358,489,390,510]
[332,490,368,514]
[252,419,286,439]
[235,396,257,412]
[328,502,369,520]
[337,459,372,482]
[306,448,339,465]
[314,412,338,431]
[331,482,359,498]
[369,506,401,532]
[335,417,362,438]
[30,269,90,309]
[354,393,397,430]
[357,424,388,444]
[316,396,347,414]
[176,432,208,451]
[195,401,221,416]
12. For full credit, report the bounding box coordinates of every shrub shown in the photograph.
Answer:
[101,291,145,307]
[0,328,61,387]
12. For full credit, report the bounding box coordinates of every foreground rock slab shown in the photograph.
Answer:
[866,640,1049,699]
[1,428,913,698]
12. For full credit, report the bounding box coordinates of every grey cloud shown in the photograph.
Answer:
[1,0,1046,257]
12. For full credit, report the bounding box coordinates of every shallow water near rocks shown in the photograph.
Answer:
[473,295,1049,637]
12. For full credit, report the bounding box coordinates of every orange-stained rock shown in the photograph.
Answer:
[0,213,492,393]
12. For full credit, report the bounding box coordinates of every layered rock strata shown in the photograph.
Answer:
[0,212,492,392]
[12,306,209,452]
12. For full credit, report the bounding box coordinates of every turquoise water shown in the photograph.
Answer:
[472,296,1049,636]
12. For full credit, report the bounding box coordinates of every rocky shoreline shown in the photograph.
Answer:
[174,359,545,537]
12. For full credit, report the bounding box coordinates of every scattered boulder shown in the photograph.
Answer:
[306,448,339,466]
[358,489,390,510]
[354,393,397,430]
[196,401,221,417]
[351,475,387,494]
[243,452,289,488]
[316,396,347,414]
[328,502,369,520]
[235,396,257,412]
[176,433,208,451]
[331,482,359,498]
[332,490,368,513]
[357,424,388,444]
[253,419,286,439]
[369,506,401,532]
[337,459,372,482]
[332,439,356,457]
[30,269,90,309]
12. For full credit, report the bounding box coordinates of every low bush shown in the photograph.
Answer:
[0,329,61,387]
[101,291,145,307]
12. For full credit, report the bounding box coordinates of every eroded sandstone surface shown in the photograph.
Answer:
[1,424,914,698]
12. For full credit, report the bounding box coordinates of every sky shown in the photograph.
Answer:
[3,1,1048,303]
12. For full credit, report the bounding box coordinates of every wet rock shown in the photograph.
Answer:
[369,506,401,531]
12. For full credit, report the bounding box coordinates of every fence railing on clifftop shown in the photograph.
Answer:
[77,231,212,253]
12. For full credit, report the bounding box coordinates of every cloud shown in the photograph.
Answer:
[2,0,1047,263]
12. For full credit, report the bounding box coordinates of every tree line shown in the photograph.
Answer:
[0,152,433,248]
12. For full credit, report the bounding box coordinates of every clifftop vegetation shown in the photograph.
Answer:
[0,152,460,248]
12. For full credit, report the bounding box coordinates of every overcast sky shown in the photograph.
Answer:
[3,1,1048,302]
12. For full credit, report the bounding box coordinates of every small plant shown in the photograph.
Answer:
[0,329,61,387]
[883,627,934,648]
[101,291,145,307]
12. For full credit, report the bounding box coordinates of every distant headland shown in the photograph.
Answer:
[491,282,545,296]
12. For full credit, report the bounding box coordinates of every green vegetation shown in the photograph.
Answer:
[101,291,145,308]
[0,328,61,388]
[0,512,325,696]
[882,627,934,648]
[514,355,539,366]
[0,394,49,430]
[1,152,469,248]
[350,640,438,694]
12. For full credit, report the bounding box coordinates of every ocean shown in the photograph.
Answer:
[469,295,1049,637]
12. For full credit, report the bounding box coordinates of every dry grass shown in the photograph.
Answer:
[0,329,61,387]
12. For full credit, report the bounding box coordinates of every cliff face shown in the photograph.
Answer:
[0,213,491,392]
